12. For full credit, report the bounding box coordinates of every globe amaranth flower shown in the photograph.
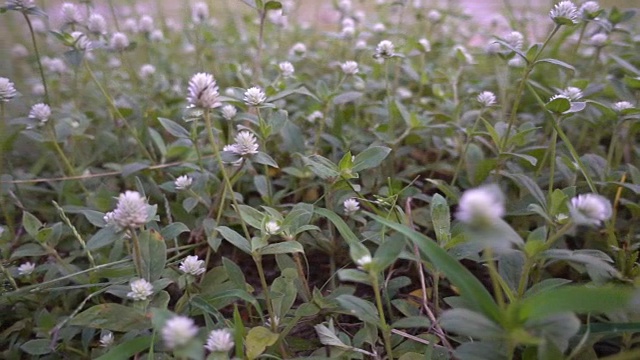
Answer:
[138,15,154,34]
[100,332,114,348]
[343,198,360,215]
[162,316,199,349]
[179,255,206,276]
[187,73,221,109]
[220,104,237,120]
[243,87,267,106]
[612,101,634,112]
[569,193,612,226]
[61,2,83,25]
[427,9,442,22]
[192,1,209,24]
[139,64,156,79]
[355,255,372,269]
[504,31,524,50]
[307,110,323,123]
[560,86,583,100]
[70,32,93,51]
[0,77,17,102]
[289,42,307,56]
[418,38,431,52]
[477,91,497,107]
[110,32,130,51]
[174,175,193,190]
[6,0,36,10]
[456,185,505,227]
[17,262,36,276]
[205,329,234,353]
[226,130,259,156]
[590,33,607,47]
[28,103,51,125]
[341,61,359,75]
[375,40,395,58]
[580,1,600,19]
[265,220,280,235]
[278,61,295,77]
[550,1,579,25]
[112,191,149,229]
[87,13,107,35]
[127,278,154,300]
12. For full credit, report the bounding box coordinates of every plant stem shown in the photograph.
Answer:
[23,12,50,105]
[253,253,278,333]
[129,229,144,279]
[484,247,505,309]
[451,110,484,186]
[370,271,394,359]
[0,103,16,235]
[606,119,621,175]
[548,118,558,199]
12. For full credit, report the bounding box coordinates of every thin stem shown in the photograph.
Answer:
[548,121,558,199]
[0,103,16,235]
[129,229,144,279]
[370,271,394,359]
[53,201,96,269]
[23,13,50,104]
[551,119,597,193]
[253,254,277,332]
[484,247,505,309]
[0,261,19,291]
[606,120,621,175]
[451,110,484,186]
[255,9,267,79]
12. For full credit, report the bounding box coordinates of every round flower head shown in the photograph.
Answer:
[149,29,164,42]
[355,255,372,269]
[71,32,92,51]
[88,13,107,35]
[508,57,525,68]
[174,175,193,190]
[337,0,352,12]
[42,57,67,74]
[233,131,259,155]
[244,87,267,106]
[28,103,51,124]
[504,31,524,50]
[477,91,496,107]
[372,22,386,33]
[418,38,431,52]
[265,220,280,235]
[11,44,28,58]
[110,32,130,51]
[61,2,83,25]
[162,316,198,349]
[205,329,234,353]
[550,1,579,25]
[569,193,612,226]
[187,73,221,109]
[6,0,36,10]
[0,77,17,102]
[100,332,114,347]
[613,101,634,112]
[341,61,359,75]
[112,190,149,229]
[375,40,395,58]
[221,104,237,120]
[179,255,206,276]
[289,42,307,56]
[560,86,583,100]
[139,64,156,79]
[343,198,360,215]
[590,33,607,47]
[17,261,35,276]
[192,1,210,24]
[278,61,295,77]
[580,1,600,18]
[427,9,442,22]
[307,110,323,123]
[127,278,154,300]
[456,185,505,227]
[138,15,154,33]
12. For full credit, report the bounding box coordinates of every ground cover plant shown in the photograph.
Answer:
[1,0,640,359]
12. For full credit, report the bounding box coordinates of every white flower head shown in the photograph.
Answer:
[580,1,600,18]
[504,31,524,50]
[456,185,505,227]
[613,101,634,112]
[61,2,83,25]
[174,175,193,190]
[42,57,67,74]
[290,42,307,56]
[341,61,359,75]
[560,86,583,100]
[110,32,130,51]
[88,13,107,35]
[162,316,199,349]
[508,56,525,68]
[569,193,612,226]
[372,22,386,33]
[477,91,497,107]
[192,1,210,24]
[418,38,431,52]
[28,103,51,124]
[138,15,154,33]
[187,73,221,109]
[265,220,280,235]
[452,45,474,64]
[127,278,154,300]
[550,1,579,25]
[17,262,35,276]
[355,255,372,268]
[6,0,36,10]
[279,61,295,77]
[375,40,395,58]
[140,64,156,79]
[205,329,234,353]
[0,77,17,102]
[11,44,28,58]
[427,9,442,22]
[307,110,323,123]
[71,31,92,51]
[100,332,114,347]
[343,198,360,215]
[221,104,237,120]
[112,191,149,229]
[179,255,206,276]
[233,131,259,155]
[32,84,45,96]
[590,33,607,47]
[337,0,352,12]
[243,87,267,106]
[149,29,164,42]
[355,39,367,50]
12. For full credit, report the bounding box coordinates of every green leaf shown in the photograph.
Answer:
[501,172,547,210]
[137,230,167,282]
[160,222,190,240]
[22,211,42,238]
[70,304,150,331]
[236,205,264,230]
[302,154,340,179]
[253,151,279,168]
[366,212,501,322]
[217,226,251,254]
[518,286,634,321]
[333,91,363,105]
[352,146,391,172]
[372,238,404,272]
[315,207,359,246]
[392,316,432,329]
[20,339,51,355]
[337,269,371,285]
[259,241,304,255]
[545,96,571,113]
[535,58,576,74]
[246,326,279,360]
[336,294,380,324]
[122,162,150,177]
[430,194,451,245]
[80,210,107,227]
[440,308,504,339]
[96,336,154,360]
[264,1,282,11]
[158,117,190,139]
[314,324,350,348]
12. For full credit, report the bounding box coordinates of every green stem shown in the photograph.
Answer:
[606,120,621,175]
[129,229,144,279]
[23,12,50,104]
[0,103,16,236]
[370,271,394,359]
[548,120,558,199]
[451,111,484,186]
[484,247,505,309]
[253,254,277,331]
[53,201,96,269]
[551,119,597,193]
[0,261,19,291]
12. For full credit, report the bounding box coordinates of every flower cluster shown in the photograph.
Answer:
[127,278,154,301]
[224,131,259,156]
[179,255,206,276]
[111,191,150,229]
[187,73,221,109]
[456,185,505,227]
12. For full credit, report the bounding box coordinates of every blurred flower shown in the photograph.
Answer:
[113,191,149,229]
[456,185,505,227]
[375,40,395,58]
[508,57,525,68]
[192,1,209,24]
[355,255,372,268]
[418,38,431,52]
[0,77,17,102]
[127,278,153,300]
[427,9,442,22]
[477,91,497,107]
[290,42,307,56]
[88,13,107,35]
[61,2,83,25]
[42,57,68,74]
[162,316,198,349]
[372,22,386,33]
[28,103,51,124]
[341,61,359,75]
[140,64,156,78]
[589,33,607,47]
[337,0,352,12]
[307,110,323,123]
[187,73,221,109]
[110,32,130,51]
[550,1,579,25]
[179,255,206,276]
[569,193,612,226]
[174,175,193,190]
[221,104,237,120]
[100,332,114,347]
[17,262,35,276]
[612,101,633,112]
[560,87,583,100]
[71,31,93,51]
[243,87,267,106]
[279,61,295,77]
[138,15,154,33]
[343,198,360,215]
[580,1,600,19]
[504,31,524,50]
[149,29,164,42]
[205,329,234,353]
[265,220,280,235]
[11,44,28,58]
